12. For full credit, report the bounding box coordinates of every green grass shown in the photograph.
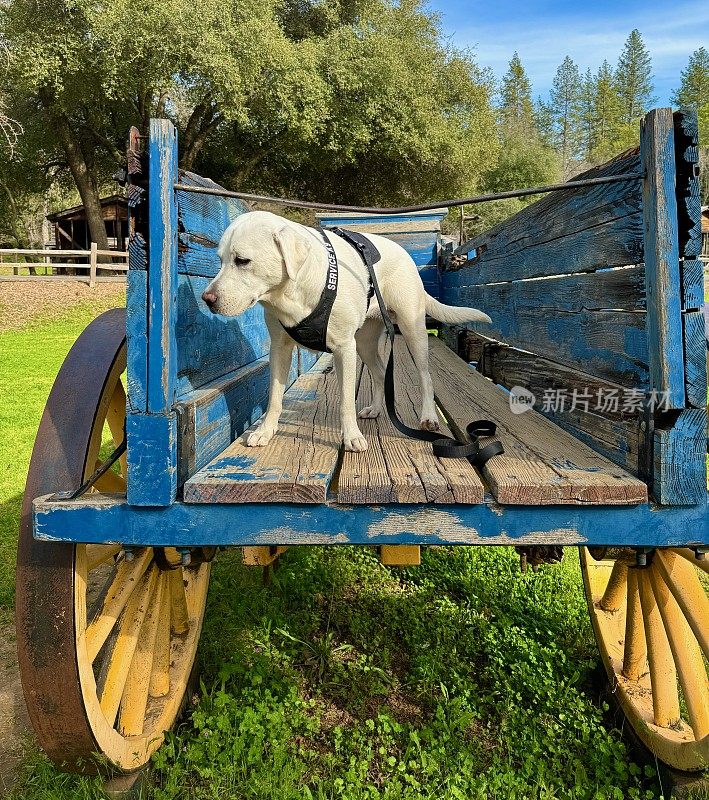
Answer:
[2,304,665,799]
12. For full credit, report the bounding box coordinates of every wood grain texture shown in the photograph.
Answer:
[175,274,271,396]
[183,358,342,503]
[34,493,708,548]
[147,119,179,414]
[337,342,485,504]
[126,268,148,413]
[447,150,643,283]
[640,108,685,409]
[673,110,702,261]
[126,412,177,506]
[682,310,708,409]
[653,408,707,505]
[177,171,248,279]
[428,338,647,505]
[452,306,648,389]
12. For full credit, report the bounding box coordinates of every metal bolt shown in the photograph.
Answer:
[123,547,135,562]
[635,547,653,567]
[694,547,708,561]
[179,548,192,567]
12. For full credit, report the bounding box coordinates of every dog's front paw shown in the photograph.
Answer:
[246,426,276,447]
[344,432,369,452]
[420,416,440,432]
[358,405,381,419]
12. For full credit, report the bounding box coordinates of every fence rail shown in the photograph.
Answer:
[0,243,129,287]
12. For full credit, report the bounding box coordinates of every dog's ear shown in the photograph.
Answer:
[273,225,312,282]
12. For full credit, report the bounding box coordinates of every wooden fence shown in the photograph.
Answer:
[0,243,128,287]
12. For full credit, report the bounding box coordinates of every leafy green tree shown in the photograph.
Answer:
[589,60,624,160]
[672,46,709,142]
[534,97,556,147]
[550,56,582,175]
[578,68,596,161]
[499,52,534,131]
[615,29,654,125]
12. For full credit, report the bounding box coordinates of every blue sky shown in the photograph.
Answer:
[425,0,708,104]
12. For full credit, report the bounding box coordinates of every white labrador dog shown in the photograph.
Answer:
[202,211,490,452]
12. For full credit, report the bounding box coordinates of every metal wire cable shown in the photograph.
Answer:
[173,172,644,215]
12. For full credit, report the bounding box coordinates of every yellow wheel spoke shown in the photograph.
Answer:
[86,544,121,572]
[168,569,189,635]
[675,549,709,576]
[150,574,171,698]
[600,562,628,612]
[656,551,709,660]
[638,569,680,728]
[118,572,164,736]
[85,548,153,663]
[106,380,127,477]
[99,566,158,727]
[622,569,646,680]
[93,462,127,493]
[649,565,709,741]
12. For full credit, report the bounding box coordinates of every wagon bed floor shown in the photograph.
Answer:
[183,337,648,506]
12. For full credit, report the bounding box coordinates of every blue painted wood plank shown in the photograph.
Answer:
[317,212,447,228]
[456,307,648,389]
[653,408,707,505]
[33,493,708,548]
[640,108,685,410]
[126,268,148,413]
[147,119,179,413]
[175,273,271,396]
[126,411,177,506]
[449,265,647,313]
[448,151,643,283]
[682,310,708,409]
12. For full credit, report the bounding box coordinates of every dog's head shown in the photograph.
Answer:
[202,211,313,316]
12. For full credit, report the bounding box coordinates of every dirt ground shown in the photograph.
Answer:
[0,280,126,332]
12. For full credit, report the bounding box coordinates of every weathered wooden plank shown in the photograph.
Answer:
[452,306,648,389]
[673,110,703,261]
[681,260,704,310]
[428,338,647,504]
[653,409,707,505]
[640,108,685,410]
[338,343,485,504]
[454,265,646,314]
[126,268,148,413]
[183,359,341,503]
[33,493,708,549]
[682,310,708,409]
[147,119,179,414]
[175,274,271,396]
[447,150,643,284]
[379,545,421,566]
[126,412,177,506]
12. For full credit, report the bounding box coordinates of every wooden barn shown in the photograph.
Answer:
[46,194,128,251]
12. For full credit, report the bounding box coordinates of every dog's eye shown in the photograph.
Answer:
[233,256,250,267]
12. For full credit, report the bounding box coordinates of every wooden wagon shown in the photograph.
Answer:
[16,107,708,775]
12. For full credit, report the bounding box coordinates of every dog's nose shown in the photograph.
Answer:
[202,290,217,309]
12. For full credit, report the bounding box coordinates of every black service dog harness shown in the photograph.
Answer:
[281,226,503,466]
[281,227,376,352]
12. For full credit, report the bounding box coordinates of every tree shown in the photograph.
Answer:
[578,68,595,162]
[499,52,534,132]
[550,56,582,175]
[672,46,709,143]
[615,29,654,125]
[590,60,624,161]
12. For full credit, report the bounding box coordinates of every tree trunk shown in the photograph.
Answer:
[39,91,109,251]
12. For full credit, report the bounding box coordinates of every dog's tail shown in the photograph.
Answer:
[424,293,491,325]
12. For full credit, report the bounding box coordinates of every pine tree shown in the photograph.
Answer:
[550,56,582,175]
[615,29,654,125]
[500,52,534,131]
[578,68,595,161]
[672,47,709,144]
[534,97,555,147]
[591,60,624,160]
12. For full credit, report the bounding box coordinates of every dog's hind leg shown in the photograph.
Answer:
[395,311,440,432]
[246,316,294,447]
[355,318,386,419]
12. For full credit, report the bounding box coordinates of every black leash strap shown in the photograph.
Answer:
[329,227,504,466]
[50,438,127,501]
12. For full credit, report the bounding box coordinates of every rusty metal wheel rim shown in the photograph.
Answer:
[16,309,210,772]
[581,547,709,772]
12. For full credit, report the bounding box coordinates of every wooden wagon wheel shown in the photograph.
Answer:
[581,547,708,772]
[16,308,210,773]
